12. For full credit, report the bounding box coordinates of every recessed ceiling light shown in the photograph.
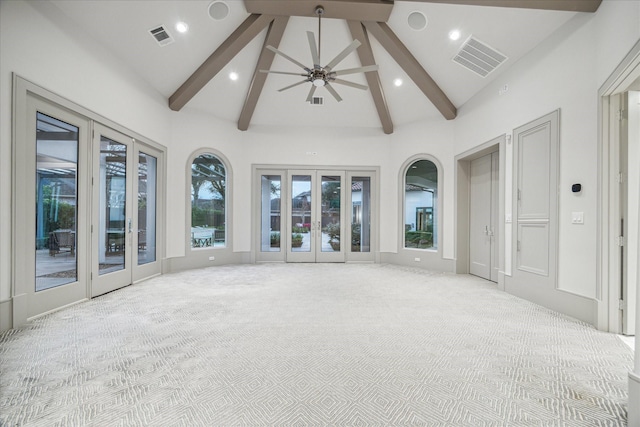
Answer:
[394,78,403,87]
[175,22,189,33]
[449,30,461,41]
[229,72,239,81]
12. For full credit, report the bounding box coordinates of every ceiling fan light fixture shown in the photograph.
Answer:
[313,79,326,87]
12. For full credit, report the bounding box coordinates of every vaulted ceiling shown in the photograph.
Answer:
[47,0,600,134]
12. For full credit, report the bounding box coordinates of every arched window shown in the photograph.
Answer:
[190,153,226,248]
[404,159,438,250]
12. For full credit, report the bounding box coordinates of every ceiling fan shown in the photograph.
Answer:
[260,5,379,102]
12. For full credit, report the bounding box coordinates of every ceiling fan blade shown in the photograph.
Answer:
[259,70,308,76]
[324,39,362,71]
[324,83,343,102]
[266,45,310,71]
[331,64,379,77]
[278,80,309,92]
[306,85,317,102]
[331,79,368,90]
[307,32,320,67]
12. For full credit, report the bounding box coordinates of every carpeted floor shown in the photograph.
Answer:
[0,263,634,426]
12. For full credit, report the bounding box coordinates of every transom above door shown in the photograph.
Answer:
[255,168,376,263]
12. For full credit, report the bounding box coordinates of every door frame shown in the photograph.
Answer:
[454,135,506,290]
[11,75,166,328]
[252,164,379,263]
[598,38,640,333]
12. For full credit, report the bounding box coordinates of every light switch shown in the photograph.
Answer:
[571,212,584,224]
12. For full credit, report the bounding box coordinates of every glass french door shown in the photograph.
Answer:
[14,96,91,320]
[347,172,375,262]
[92,125,162,297]
[256,168,375,263]
[287,170,345,262]
[92,124,133,296]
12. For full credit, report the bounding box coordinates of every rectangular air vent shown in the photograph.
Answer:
[310,96,324,106]
[149,25,174,47]
[453,36,507,78]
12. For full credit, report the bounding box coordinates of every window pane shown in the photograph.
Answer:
[98,137,127,275]
[191,154,226,248]
[291,175,311,252]
[138,152,157,264]
[351,177,371,253]
[35,112,78,291]
[261,175,281,252]
[405,160,437,249]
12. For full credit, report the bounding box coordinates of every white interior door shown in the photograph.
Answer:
[469,152,499,282]
[513,111,559,288]
[92,124,134,297]
[469,154,492,280]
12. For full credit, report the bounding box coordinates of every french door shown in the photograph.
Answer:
[256,168,376,263]
[15,95,92,320]
[92,124,162,297]
[287,170,346,262]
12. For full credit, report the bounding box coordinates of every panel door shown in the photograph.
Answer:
[513,111,559,288]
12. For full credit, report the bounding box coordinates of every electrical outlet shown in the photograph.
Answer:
[208,256,215,261]
[414,257,421,262]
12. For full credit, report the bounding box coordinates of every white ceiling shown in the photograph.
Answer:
[49,0,578,131]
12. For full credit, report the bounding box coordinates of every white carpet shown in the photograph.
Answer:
[0,263,634,426]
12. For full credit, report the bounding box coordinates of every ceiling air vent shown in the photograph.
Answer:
[453,36,507,78]
[149,25,174,47]
[310,97,324,106]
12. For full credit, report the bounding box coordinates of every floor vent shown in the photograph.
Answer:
[310,96,324,106]
[453,36,507,77]
[149,25,174,47]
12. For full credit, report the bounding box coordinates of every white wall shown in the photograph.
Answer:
[454,0,640,300]
[168,110,455,260]
[0,0,171,302]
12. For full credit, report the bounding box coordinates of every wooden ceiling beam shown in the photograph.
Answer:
[238,16,290,131]
[398,0,602,13]
[169,14,275,111]
[244,0,394,22]
[363,21,456,120]
[347,21,393,134]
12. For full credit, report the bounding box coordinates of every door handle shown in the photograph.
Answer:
[128,218,133,233]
